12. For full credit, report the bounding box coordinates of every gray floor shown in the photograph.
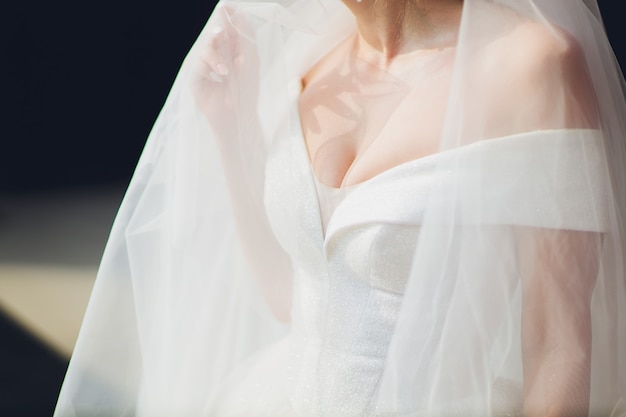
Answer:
[0,185,124,267]
[0,184,126,416]
[0,184,125,356]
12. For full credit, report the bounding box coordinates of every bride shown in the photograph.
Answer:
[55,0,626,416]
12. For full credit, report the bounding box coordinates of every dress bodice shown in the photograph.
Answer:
[258,110,609,416]
[263,108,428,415]
[202,90,610,416]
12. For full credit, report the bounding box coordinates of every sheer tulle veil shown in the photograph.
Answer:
[55,0,626,416]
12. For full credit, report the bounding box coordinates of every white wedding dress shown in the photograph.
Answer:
[54,1,626,416]
[210,111,608,416]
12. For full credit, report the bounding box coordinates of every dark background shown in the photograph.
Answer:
[2,0,218,194]
[0,1,624,416]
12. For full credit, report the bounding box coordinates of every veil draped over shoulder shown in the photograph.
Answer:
[55,0,626,416]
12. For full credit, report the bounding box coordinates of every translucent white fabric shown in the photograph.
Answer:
[55,1,626,416]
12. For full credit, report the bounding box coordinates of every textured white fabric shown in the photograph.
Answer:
[55,1,626,416]
[217,128,610,417]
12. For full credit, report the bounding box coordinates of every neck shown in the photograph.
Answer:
[342,0,463,66]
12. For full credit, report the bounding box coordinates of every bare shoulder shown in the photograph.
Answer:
[480,19,587,80]
[471,17,597,133]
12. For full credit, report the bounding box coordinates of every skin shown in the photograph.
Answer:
[193,7,293,322]
[301,0,463,188]
[516,228,600,417]
[339,0,464,64]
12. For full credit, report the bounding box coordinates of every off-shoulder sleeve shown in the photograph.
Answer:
[457,129,610,231]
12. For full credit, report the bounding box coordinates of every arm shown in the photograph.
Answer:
[191,6,293,321]
[516,227,601,417]
[488,24,603,415]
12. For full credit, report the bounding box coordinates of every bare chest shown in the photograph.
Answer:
[299,59,454,188]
